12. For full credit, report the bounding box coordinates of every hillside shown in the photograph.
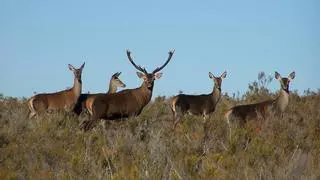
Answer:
[0,83,319,179]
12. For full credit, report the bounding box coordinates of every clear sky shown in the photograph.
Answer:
[0,0,319,98]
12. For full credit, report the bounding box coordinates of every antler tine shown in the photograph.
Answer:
[152,49,175,74]
[126,50,148,73]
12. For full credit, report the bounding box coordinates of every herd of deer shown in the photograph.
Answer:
[27,50,295,131]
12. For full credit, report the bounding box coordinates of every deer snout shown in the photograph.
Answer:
[147,82,153,88]
[283,84,289,93]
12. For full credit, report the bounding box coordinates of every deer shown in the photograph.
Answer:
[80,49,175,131]
[27,63,85,118]
[225,71,295,128]
[73,72,126,115]
[170,71,227,129]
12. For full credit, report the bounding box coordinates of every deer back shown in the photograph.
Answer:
[172,71,226,116]
[226,71,295,124]
[174,94,217,115]
[92,87,152,120]
[32,89,80,112]
[229,99,275,121]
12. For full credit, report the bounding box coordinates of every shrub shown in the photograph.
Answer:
[0,74,319,179]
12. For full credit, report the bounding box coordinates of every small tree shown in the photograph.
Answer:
[243,72,273,102]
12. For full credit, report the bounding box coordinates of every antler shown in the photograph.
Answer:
[152,49,175,74]
[126,50,148,73]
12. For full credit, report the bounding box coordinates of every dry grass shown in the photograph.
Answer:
[0,86,320,179]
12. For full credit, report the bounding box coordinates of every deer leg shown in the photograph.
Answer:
[227,118,235,143]
[80,120,95,131]
[28,104,37,119]
[28,111,36,119]
[202,112,210,135]
[27,98,37,119]
[101,119,109,130]
[80,115,94,131]
[172,106,183,130]
[88,120,96,131]
[36,100,48,118]
[259,111,267,132]
[203,113,209,123]
[79,120,87,130]
[173,116,181,130]
[202,113,210,155]
[255,110,267,132]
[227,116,237,143]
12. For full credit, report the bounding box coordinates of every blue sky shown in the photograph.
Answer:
[0,0,319,98]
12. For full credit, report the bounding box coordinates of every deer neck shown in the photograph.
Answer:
[138,82,153,104]
[275,88,290,112]
[72,78,82,98]
[107,81,117,94]
[211,86,221,105]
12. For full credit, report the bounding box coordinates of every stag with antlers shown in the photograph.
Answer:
[80,49,175,130]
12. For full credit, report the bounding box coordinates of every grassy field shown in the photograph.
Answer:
[0,76,320,179]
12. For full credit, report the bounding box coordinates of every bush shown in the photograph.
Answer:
[0,74,319,179]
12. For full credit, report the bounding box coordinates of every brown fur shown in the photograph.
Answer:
[80,50,174,131]
[28,63,85,118]
[225,99,275,127]
[92,82,153,120]
[225,71,295,127]
[73,72,126,115]
[171,71,227,129]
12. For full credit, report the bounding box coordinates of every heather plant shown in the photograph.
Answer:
[0,73,319,179]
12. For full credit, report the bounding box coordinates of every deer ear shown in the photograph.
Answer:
[136,72,145,79]
[80,62,85,70]
[112,72,120,77]
[154,72,163,80]
[288,71,295,80]
[209,72,214,79]
[275,71,281,80]
[221,71,227,78]
[68,64,75,71]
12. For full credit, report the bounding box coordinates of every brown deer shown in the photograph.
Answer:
[225,71,295,127]
[27,63,85,118]
[73,72,126,115]
[170,71,227,129]
[80,49,175,130]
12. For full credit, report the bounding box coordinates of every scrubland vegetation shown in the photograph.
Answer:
[0,73,319,179]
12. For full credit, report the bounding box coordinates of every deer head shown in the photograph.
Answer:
[275,71,295,93]
[209,71,227,92]
[126,50,175,89]
[68,62,85,83]
[111,72,126,88]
